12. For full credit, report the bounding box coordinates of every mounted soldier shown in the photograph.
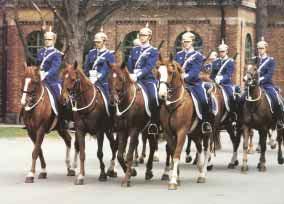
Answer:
[127,23,159,133]
[175,31,212,133]
[209,40,237,120]
[36,27,63,102]
[252,37,284,129]
[83,28,115,111]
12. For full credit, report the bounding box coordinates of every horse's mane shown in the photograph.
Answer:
[75,67,93,87]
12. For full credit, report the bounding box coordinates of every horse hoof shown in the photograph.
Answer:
[197,177,206,183]
[67,169,76,177]
[241,165,248,173]
[25,177,34,183]
[99,173,107,182]
[270,144,277,150]
[161,174,170,181]
[121,180,131,187]
[74,178,84,185]
[106,170,118,178]
[131,168,137,177]
[177,179,181,186]
[168,183,177,190]
[258,165,266,172]
[278,157,284,165]
[207,165,213,171]
[257,163,261,169]
[234,160,239,166]
[145,171,153,180]
[139,157,144,164]
[228,163,236,169]
[247,149,254,154]
[193,158,198,165]
[185,156,192,163]
[133,160,139,167]
[153,155,159,162]
[38,172,47,179]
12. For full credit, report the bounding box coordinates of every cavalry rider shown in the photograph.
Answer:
[209,40,237,119]
[37,27,62,101]
[127,23,159,133]
[175,31,212,133]
[83,28,115,109]
[255,37,284,128]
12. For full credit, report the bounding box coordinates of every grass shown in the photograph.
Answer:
[0,127,60,138]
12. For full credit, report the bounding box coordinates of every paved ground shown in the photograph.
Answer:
[0,132,283,204]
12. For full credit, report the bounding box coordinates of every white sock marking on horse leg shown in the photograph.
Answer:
[107,159,116,171]
[200,151,210,179]
[230,151,238,164]
[40,168,47,173]
[197,153,202,172]
[77,174,84,180]
[169,159,179,184]
[72,151,78,170]
[27,171,35,178]
[21,78,31,105]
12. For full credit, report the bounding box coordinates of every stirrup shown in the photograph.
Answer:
[148,123,159,135]
[202,122,212,134]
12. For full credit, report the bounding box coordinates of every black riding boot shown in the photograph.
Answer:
[201,106,213,134]
[276,108,284,129]
[148,109,160,135]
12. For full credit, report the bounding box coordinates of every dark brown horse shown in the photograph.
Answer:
[20,65,75,183]
[241,64,277,172]
[61,62,117,185]
[157,55,213,190]
[108,63,157,187]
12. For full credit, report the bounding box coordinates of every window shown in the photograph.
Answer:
[245,34,253,64]
[174,31,203,54]
[26,31,44,63]
[122,31,139,62]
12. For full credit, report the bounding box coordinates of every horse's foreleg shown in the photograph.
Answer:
[197,133,210,183]
[122,129,139,187]
[241,126,250,172]
[258,129,268,172]
[105,130,118,178]
[227,125,239,168]
[74,130,86,185]
[25,126,45,183]
[96,131,107,182]
[139,132,147,164]
[117,131,128,173]
[71,133,79,173]
[145,133,155,180]
[268,130,277,149]
[277,130,284,164]
[57,128,75,176]
[161,143,171,181]
[185,136,193,163]
[168,129,187,190]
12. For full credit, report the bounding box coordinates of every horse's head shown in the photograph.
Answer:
[244,64,259,87]
[156,54,183,100]
[108,62,132,106]
[20,64,41,106]
[61,61,90,104]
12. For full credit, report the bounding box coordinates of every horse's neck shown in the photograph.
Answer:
[78,79,94,106]
[120,82,136,109]
[169,78,183,100]
[248,85,260,98]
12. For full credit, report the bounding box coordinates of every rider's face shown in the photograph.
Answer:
[44,38,55,47]
[258,47,266,56]
[182,40,193,50]
[95,40,105,49]
[139,34,150,44]
[219,50,227,58]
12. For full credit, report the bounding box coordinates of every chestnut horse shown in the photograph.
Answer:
[20,65,75,183]
[61,62,117,185]
[157,55,213,190]
[108,63,157,187]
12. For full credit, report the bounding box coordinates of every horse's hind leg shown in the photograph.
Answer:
[258,129,268,172]
[117,131,128,174]
[277,129,284,164]
[57,127,75,176]
[25,126,45,183]
[197,132,211,183]
[122,129,139,187]
[139,132,147,164]
[227,125,240,169]
[241,126,250,172]
[161,143,171,181]
[185,136,193,163]
[247,128,254,154]
[268,130,277,149]
[145,133,155,180]
[105,130,118,178]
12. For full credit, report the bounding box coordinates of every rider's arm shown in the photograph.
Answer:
[136,48,158,80]
[45,52,62,79]
[259,58,275,83]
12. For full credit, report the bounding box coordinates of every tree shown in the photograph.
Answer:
[13,0,138,65]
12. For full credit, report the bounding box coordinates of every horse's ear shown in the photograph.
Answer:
[73,61,78,70]
[169,53,174,62]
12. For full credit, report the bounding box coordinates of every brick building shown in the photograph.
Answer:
[0,0,284,123]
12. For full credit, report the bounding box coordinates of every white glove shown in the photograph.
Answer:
[129,74,137,82]
[215,75,222,84]
[182,73,189,79]
[89,70,99,84]
[90,76,98,84]
[40,71,48,81]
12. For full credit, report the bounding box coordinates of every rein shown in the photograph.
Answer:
[69,86,96,112]
[116,84,137,116]
[245,86,262,102]
[24,85,45,111]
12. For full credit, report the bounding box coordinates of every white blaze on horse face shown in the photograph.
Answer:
[113,73,117,78]
[158,65,168,99]
[21,78,31,106]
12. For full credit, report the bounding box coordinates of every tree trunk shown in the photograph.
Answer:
[256,0,268,42]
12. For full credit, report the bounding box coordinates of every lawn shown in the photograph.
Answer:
[0,127,59,138]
